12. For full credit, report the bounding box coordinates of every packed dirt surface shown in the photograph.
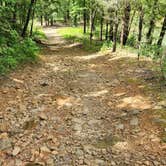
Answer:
[0,27,166,166]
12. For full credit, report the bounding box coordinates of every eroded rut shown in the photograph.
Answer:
[0,27,166,166]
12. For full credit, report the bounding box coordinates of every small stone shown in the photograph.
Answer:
[152,161,159,166]
[132,110,140,115]
[78,159,84,164]
[46,158,54,165]
[130,117,139,126]
[110,161,116,166]
[116,124,124,130]
[38,113,47,120]
[144,160,150,165]
[15,159,23,166]
[52,150,58,155]
[40,146,51,153]
[95,159,105,165]
[121,113,127,117]
[73,124,82,131]
[12,146,21,156]
[5,107,16,112]
[40,81,49,87]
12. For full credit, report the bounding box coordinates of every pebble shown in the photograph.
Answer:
[130,117,139,126]
[132,110,140,115]
[40,146,51,153]
[116,124,124,130]
[38,112,47,120]
[12,146,21,156]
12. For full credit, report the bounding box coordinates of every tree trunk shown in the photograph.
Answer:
[74,15,78,27]
[105,21,109,40]
[128,10,136,34]
[157,15,166,46]
[51,18,54,26]
[22,0,35,37]
[66,0,70,23]
[146,20,155,44]
[41,15,43,26]
[30,0,36,36]
[138,6,144,60]
[109,20,113,41]
[100,15,104,41]
[146,0,158,44]
[120,1,131,46]
[12,3,17,27]
[83,0,86,33]
[89,9,96,43]
[112,11,119,52]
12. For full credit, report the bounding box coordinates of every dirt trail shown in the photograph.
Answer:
[0,27,166,166]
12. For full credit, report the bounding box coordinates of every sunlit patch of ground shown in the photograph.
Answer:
[75,52,107,61]
[84,90,108,97]
[55,96,80,109]
[117,95,152,110]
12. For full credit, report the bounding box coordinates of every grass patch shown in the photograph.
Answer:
[58,27,114,52]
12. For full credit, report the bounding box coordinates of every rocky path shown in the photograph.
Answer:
[0,27,166,166]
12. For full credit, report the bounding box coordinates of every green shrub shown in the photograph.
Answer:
[101,41,113,51]
[31,29,46,40]
[140,44,162,60]
[127,34,137,47]
[140,44,166,79]
[0,30,39,74]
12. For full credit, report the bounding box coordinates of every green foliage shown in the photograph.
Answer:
[140,44,162,59]
[101,41,113,51]
[59,27,98,51]
[58,27,114,52]
[140,44,166,78]
[0,30,39,74]
[127,34,137,47]
[31,29,47,40]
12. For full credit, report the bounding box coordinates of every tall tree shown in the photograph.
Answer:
[120,0,131,46]
[22,0,35,37]
[146,0,158,44]
[157,15,166,46]
[83,0,87,33]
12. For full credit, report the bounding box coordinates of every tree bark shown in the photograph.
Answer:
[157,15,166,46]
[128,10,136,34]
[112,11,119,52]
[89,9,96,43]
[100,14,104,41]
[41,15,43,26]
[138,6,144,60]
[22,0,35,37]
[109,20,113,41]
[83,0,86,33]
[30,0,36,36]
[146,0,158,44]
[112,22,119,52]
[51,18,54,26]
[120,1,131,46]
[105,21,109,40]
